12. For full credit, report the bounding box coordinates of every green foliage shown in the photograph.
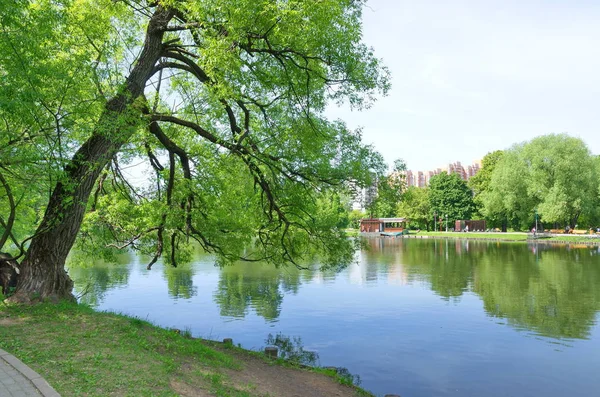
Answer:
[348,209,365,229]
[397,186,430,230]
[316,191,353,229]
[480,149,533,230]
[481,134,599,230]
[365,159,406,217]
[427,172,475,228]
[323,367,362,387]
[469,150,504,218]
[0,0,135,252]
[1,0,390,277]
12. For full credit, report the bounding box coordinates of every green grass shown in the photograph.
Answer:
[0,302,236,396]
[0,302,372,397]
[543,235,600,243]
[406,231,529,241]
[344,228,360,237]
[401,231,600,244]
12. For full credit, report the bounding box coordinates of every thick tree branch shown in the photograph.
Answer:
[0,170,16,250]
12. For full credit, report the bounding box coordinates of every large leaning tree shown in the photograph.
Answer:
[0,0,389,302]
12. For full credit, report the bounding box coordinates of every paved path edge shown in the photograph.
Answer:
[0,348,60,397]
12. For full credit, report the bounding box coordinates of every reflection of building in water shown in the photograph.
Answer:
[355,237,408,285]
[387,263,409,285]
[453,240,469,254]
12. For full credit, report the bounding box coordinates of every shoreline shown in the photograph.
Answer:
[0,302,375,397]
[358,231,600,246]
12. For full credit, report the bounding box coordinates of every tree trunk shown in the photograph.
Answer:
[9,7,173,303]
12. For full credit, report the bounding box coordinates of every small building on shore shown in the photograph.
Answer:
[360,218,407,233]
[455,220,486,232]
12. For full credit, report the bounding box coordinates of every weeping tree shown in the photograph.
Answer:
[0,0,389,302]
[480,134,599,230]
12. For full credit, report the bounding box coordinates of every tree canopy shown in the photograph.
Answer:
[365,158,406,218]
[396,186,430,230]
[480,134,599,230]
[468,150,503,220]
[0,0,389,301]
[428,171,475,228]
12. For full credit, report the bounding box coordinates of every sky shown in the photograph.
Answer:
[327,0,600,172]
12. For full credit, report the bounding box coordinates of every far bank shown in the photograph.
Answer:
[354,230,600,246]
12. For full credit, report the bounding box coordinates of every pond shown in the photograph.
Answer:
[68,238,600,397]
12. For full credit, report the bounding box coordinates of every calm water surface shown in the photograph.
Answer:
[68,238,600,397]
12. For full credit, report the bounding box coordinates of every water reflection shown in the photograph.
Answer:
[68,253,133,306]
[213,264,307,322]
[473,243,600,339]
[162,264,197,299]
[68,238,600,340]
[366,238,600,339]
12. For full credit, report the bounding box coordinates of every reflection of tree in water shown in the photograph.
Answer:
[265,333,319,366]
[263,332,361,386]
[473,243,600,339]
[369,238,600,339]
[162,263,197,299]
[367,238,477,300]
[213,263,307,322]
[68,254,132,306]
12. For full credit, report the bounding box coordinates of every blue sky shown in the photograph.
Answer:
[327,0,600,171]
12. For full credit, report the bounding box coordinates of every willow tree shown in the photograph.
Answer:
[481,134,598,230]
[1,0,388,302]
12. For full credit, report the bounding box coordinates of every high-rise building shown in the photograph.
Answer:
[405,160,481,188]
[405,170,415,187]
[447,161,468,180]
[417,171,426,187]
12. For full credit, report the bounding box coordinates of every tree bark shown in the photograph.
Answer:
[9,7,174,303]
[0,171,16,251]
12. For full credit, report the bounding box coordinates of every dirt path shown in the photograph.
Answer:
[172,343,369,397]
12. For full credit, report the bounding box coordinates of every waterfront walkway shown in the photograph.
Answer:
[0,349,60,397]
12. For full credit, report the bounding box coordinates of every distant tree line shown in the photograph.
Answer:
[360,134,600,232]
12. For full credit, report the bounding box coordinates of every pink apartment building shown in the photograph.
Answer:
[404,160,482,188]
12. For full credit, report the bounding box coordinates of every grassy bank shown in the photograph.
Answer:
[0,302,372,397]
[393,231,600,245]
[405,231,528,241]
[542,235,600,243]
